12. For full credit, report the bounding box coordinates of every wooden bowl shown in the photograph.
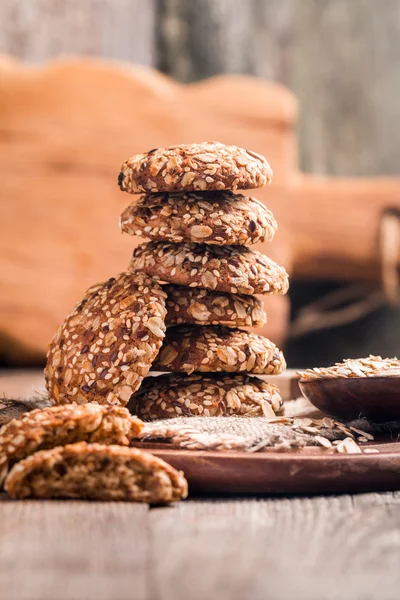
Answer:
[299,376,400,422]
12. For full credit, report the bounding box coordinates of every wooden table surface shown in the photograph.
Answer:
[1,371,400,600]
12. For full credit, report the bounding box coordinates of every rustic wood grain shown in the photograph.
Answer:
[158,0,295,82]
[1,1,400,365]
[0,494,399,600]
[291,0,400,176]
[0,371,399,598]
[0,0,157,66]
[159,0,400,178]
[2,0,400,179]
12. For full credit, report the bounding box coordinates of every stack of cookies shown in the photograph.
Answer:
[118,142,289,419]
[30,140,291,501]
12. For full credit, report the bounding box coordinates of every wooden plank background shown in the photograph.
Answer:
[1,0,400,177]
[1,493,400,600]
[1,0,399,365]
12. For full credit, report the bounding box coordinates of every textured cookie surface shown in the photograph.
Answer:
[120,191,277,246]
[153,325,286,375]
[129,373,283,419]
[45,272,167,406]
[0,404,143,486]
[5,442,188,503]
[130,241,289,296]
[165,285,266,327]
[118,142,272,193]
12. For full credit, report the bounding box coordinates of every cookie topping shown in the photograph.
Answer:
[0,404,143,486]
[120,190,277,246]
[165,285,266,327]
[45,272,167,406]
[129,373,283,420]
[119,142,272,193]
[130,241,289,296]
[153,325,286,375]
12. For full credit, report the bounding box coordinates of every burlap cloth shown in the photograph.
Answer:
[1,392,399,453]
[141,415,321,451]
[139,396,400,452]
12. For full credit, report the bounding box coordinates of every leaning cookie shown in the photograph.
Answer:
[0,404,143,487]
[130,241,289,296]
[165,285,266,327]
[45,272,167,407]
[4,442,188,504]
[152,325,286,375]
[129,373,283,419]
[120,191,277,246]
[118,142,272,194]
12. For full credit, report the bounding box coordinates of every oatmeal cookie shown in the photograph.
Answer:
[45,272,167,406]
[120,191,277,246]
[5,442,188,503]
[130,241,289,296]
[152,325,286,375]
[118,142,272,193]
[129,373,283,419]
[165,285,266,327]
[0,404,143,486]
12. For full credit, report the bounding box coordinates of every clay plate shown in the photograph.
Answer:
[299,376,400,422]
[134,441,400,495]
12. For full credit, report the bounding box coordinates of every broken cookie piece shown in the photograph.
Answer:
[5,442,188,504]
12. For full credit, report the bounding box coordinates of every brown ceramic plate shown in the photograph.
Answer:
[134,441,400,495]
[299,376,400,422]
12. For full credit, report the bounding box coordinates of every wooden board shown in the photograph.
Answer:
[1,493,399,600]
[1,57,400,363]
[135,442,400,496]
[0,57,294,361]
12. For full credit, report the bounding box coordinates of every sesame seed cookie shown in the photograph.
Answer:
[129,373,283,420]
[0,404,143,486]
[45,272,167,407]
[130,241,289,296]
[152,325,286,375]
[5,442,188,503]
[118,142,272,193]
[165,285,266,328]
[120,191,277,246]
